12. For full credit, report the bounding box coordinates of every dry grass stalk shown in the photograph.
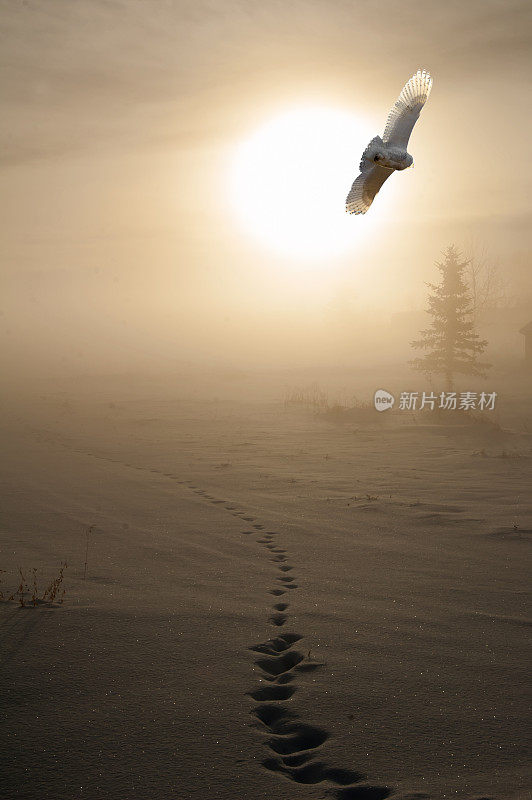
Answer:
[1,563,68,607]
[84,525,94,580]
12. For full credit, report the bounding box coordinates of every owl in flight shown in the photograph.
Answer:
[346,69,432,214]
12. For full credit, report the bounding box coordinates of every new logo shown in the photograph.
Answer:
[374,389,395,412]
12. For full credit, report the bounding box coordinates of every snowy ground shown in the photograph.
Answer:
[1,377,530,800]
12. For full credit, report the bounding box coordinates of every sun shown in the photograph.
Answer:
[229,106,386,262]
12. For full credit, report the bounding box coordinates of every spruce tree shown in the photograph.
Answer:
[410,246,490,391]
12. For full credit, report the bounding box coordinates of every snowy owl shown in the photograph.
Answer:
[346,69,433,215]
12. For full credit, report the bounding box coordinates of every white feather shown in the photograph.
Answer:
[346,164,393,215]
[383,69,432,148]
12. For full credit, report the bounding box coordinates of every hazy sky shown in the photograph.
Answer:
[1,0,531,373]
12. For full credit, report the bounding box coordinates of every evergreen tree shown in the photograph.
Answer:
[410,246,490,390]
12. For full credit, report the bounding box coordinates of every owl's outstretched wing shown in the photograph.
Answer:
[383,69,432,148]
[345,164,393,215]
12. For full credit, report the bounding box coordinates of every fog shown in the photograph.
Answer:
[1,0,531,388]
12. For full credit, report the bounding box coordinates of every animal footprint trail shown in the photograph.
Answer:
[40,453,385,795]
[240,521,393,800]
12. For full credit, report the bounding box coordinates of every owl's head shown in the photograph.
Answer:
[369,148,400,170]
[360,136,393,170]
